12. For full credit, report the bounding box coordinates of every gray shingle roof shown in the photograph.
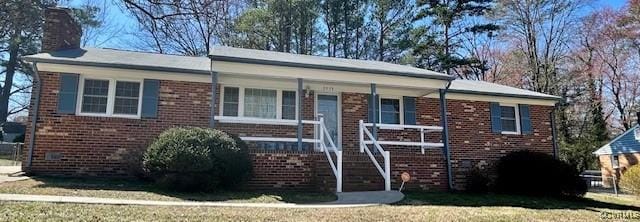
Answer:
[23,47,559,101]
[23,47,211,74]
[448,80,561,101]
[208,46,453,80]
[594,125,640,155]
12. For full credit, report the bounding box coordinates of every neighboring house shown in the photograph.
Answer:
[21,8,561,192]
[593,121,640,187]
[1,122,26,142]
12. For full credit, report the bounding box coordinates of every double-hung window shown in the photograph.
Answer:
[221,86,297,120]
[380,98,401,124]
[78,77,143,118]
[281,91,297,120]
[499,104,520,134]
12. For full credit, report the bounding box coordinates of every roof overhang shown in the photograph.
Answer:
[208,54,455,81]
[210,60,451,90]
[23,56,210,75]
[447,88,562,102]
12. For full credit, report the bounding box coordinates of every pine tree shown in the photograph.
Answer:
[413,0,497,75]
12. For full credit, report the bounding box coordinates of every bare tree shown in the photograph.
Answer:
[120,0,246,56]
[492,0,586,95]
[75,0,124,47]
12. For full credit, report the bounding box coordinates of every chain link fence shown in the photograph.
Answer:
[581,170,619,195]
[0,142,23,166]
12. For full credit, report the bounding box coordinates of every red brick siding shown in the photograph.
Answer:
[42,8,81,52]
[25,72,554,191]
[339,93,553,190]
[248,151,322,190]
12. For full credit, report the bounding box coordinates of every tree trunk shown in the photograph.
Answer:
[0,38,19,124]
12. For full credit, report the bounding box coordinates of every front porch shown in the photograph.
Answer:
[208,70,454,192]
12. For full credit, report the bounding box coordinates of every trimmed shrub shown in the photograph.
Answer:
[465,167,490,194]
[494,150,587,198]
[620,165,640,196]
[143,127,252,192]
[218,134,253,190]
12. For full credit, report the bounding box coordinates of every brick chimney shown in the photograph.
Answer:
[42,7,82,52]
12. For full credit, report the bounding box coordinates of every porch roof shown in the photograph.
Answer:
[208,46,453,80]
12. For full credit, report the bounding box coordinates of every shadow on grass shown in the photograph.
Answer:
[26,176,335,204]
[400,191,640,212]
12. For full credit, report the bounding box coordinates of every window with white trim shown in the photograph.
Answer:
[281,91,296,120]
[499,104,520,134]
[220,86,298,120]
[222,87,239,116]
[114,81,141,115]
[613,155,620,169]
[380,98,401,124]
[78,77,143,118]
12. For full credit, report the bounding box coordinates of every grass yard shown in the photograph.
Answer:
[0,177,639,221]
[0,192,639,221]
[0,177,335,203]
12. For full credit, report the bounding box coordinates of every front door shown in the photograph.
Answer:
[316,94,341,150]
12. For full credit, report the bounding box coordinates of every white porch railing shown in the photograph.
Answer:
[215,115,342,192]
[359,120,445,191]
[359,120,391,191]
[318,116,343,193]
[361,122,444,154]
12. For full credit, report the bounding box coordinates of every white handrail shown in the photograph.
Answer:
[319,116,342,192]
[222,115,342,193]
[362,122,444,154]
[362,122,442,130]
[359,120,391,191]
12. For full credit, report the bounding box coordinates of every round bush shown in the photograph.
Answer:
[143,127,252,192]
[465,168,490,194]
[218,134,253,190]
[494,150,587,198]
[620,165,640,196]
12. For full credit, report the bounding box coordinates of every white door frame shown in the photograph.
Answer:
[314,92,342,151]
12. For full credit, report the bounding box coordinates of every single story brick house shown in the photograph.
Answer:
[594,120,640,187]
[21,8,560,192]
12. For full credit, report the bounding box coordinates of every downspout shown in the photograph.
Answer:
[439,81,454,191]
[550,104,559,159]
[209,59,218,128]
[26,62,42,170]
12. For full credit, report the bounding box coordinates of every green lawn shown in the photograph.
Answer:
[0,193,639,221]
[0,177,639,221]
[0,177,335,203]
